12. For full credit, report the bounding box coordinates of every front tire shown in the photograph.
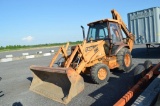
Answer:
[117,48,132,72]
[90,63,110,84]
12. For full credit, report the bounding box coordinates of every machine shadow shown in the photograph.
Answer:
[132,46,160,59]
[0,91,4,97]
[12,102,23,106]
[87,68,135,106]
[27,77,33,82]
[81,74,94,84]
[87,62,157,106]
[0,77,4,97]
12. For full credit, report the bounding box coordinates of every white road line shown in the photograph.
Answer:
[37,51,42,54]
[26,55,35,59]
[0,49,58,62]
[50,50,54,53]
[22,53,29,56]
[43,53,51,56]
[6,55,13,58]
[1,58,13,62]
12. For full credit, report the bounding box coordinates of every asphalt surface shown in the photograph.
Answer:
[0,46,60,58]
[0,44,160,106]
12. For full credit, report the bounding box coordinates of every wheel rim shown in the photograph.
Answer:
[124,54,131,67]
[98,68,107,80]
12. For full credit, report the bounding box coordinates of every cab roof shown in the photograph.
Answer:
[87,18,119,26]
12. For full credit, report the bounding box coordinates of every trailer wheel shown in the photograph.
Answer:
[144,60,152,70]
[117,48,132,72]
[90,63,110,84]
[133,65,145,84]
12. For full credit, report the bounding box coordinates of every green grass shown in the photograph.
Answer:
[0,41,82,52]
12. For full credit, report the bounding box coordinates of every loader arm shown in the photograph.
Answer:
[49,43,69,67]
[111,9,135,51]
[75,40,106,74]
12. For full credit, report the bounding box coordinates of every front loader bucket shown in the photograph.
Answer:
[29,65,84,104]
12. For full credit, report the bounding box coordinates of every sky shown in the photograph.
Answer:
[0,0,160,47]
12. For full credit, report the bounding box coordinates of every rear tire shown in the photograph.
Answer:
[90,63,110,84]
[117,48,132,72]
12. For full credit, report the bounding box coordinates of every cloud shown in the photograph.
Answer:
[22,36,34,42]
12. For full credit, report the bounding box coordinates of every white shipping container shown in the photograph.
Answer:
[128,7,160,44]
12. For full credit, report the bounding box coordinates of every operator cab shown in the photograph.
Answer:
[87,20,122,43]
[87,19,124,55]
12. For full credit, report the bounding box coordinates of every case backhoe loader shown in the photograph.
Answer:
[29,9,135,104]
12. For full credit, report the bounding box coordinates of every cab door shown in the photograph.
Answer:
[109,22,123,54]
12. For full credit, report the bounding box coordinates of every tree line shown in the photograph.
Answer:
[0,41,82,51]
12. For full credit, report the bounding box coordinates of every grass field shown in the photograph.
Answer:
[0,41,82,52]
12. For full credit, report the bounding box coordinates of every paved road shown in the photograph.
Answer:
[0,44,160,106]
[0,46,60,58]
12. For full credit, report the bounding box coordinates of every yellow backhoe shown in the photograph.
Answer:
[29,9,135,104]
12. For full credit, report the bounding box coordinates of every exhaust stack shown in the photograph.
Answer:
[81,26,85,40]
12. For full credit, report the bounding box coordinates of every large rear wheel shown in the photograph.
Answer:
[90,63,110,84]
[117,48,132,72]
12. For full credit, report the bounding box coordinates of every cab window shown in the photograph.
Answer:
[109,22,121,43]
[87,23,108,41]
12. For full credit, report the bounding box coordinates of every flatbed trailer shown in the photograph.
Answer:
[114,62,160,106]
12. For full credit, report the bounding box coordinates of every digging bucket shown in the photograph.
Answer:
[29,65,84,104]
